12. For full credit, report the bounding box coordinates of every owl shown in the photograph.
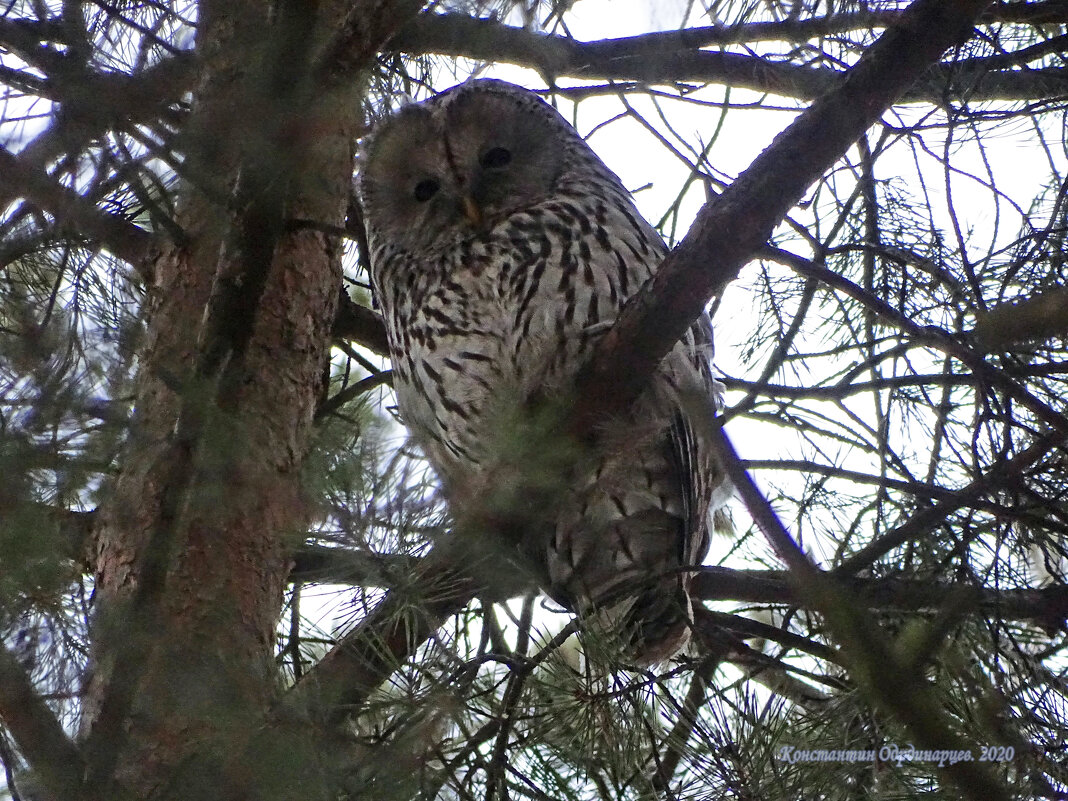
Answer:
[358,80,728,664]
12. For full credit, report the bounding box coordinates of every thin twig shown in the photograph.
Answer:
[708,423,1011,801]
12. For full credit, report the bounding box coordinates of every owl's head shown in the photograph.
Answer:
[358,80,616,255]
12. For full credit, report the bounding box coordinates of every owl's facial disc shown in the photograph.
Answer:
[360,84,569,255]
[441,92,564,228]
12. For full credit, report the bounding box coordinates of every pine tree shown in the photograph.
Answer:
[0,1,1064,799]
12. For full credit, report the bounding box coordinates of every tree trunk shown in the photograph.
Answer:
[84,4,359,796]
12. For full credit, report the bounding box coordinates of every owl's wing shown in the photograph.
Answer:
[668,313,722,570]
[668,410,699,563]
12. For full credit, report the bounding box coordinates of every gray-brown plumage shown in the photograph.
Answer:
[358,80,727,664]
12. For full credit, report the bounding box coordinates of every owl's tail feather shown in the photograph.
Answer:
[581,582,694,667]
[623,584,694,666]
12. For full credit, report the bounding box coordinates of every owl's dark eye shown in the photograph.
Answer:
[413,179,440,202]
[479,147,512,169]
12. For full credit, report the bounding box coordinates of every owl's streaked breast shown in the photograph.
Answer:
[372,190,656,486]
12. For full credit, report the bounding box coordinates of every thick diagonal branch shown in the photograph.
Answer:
[571,0,991,426]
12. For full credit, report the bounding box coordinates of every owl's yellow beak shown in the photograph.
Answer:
[461,195,483,227]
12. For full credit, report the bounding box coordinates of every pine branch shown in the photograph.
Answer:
[0,17,192,113]
[571,0,995,430]
[709,424,1011,801]
[0,146,155,266]
[648,660,714,798]
[284,542,483,726]
[388,6,1068,102]
[717,637,833,707]
[834,429,1066,574]
[768,247,1068,438]
[0,19,194,269]
[53,507,1068,625]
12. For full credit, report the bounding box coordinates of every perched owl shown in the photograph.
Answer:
[358,80,728,664]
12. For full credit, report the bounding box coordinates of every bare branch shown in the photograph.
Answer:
[572,0,995,431]
[694,567,1068,628]
[0,146,155,266]
[333,290,390,356]
[290,543,420,585]
[390,14,829,98]
[389,8,1068,102]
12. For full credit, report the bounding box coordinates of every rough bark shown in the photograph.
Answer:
[82,3,361,796]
